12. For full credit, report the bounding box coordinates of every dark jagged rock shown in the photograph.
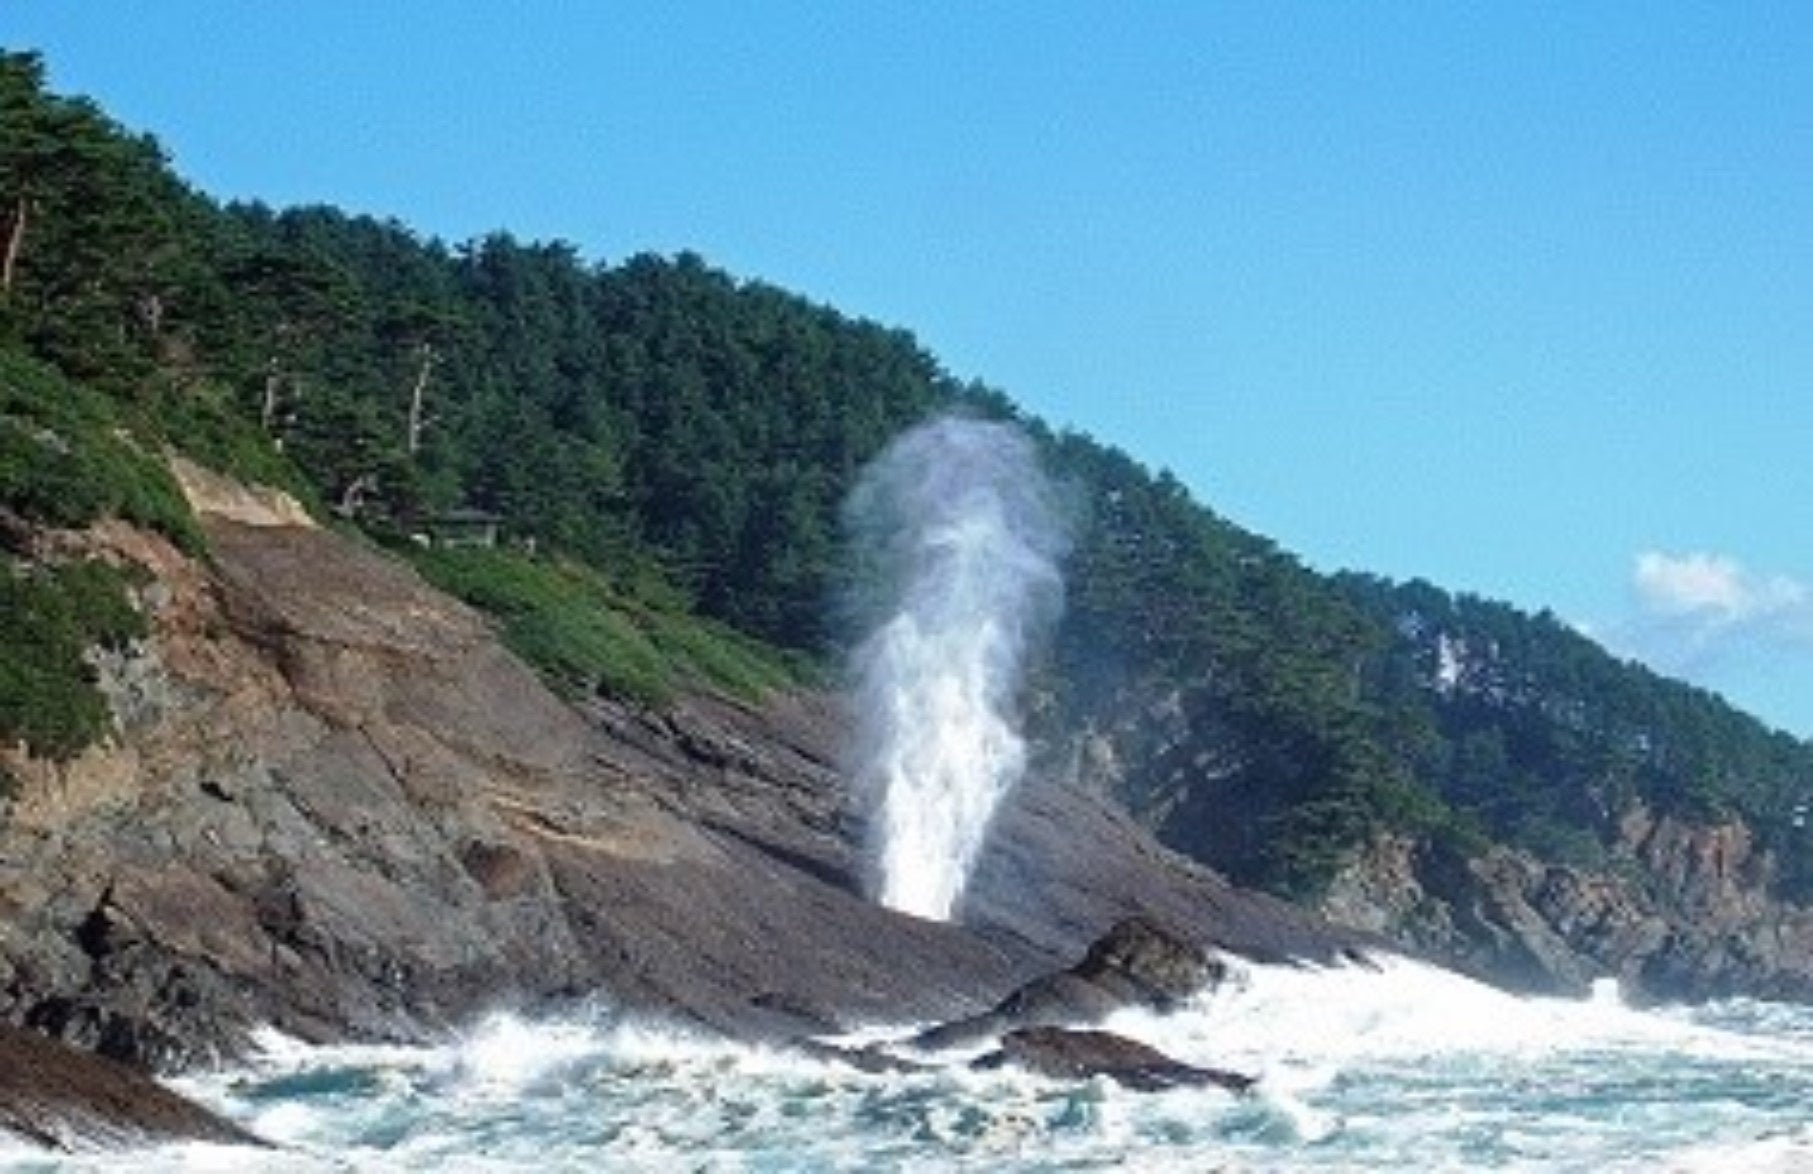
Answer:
[0,1023,263,1151]
[1071,916,1226,1010]
[915,918,1226,1051]
[975,1026,1255,1094]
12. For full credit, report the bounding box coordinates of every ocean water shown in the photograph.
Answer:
[5,955,1812,1172]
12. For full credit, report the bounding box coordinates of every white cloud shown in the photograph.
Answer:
[1616,550,1813,678]
[1633,551,1810,625]
[1593,551,1813,736]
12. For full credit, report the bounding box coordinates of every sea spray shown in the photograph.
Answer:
[841,415,1069,920]
[133,960,1813,1171]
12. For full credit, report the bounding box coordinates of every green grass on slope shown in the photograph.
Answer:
[0,560,147,763]
[408,545,804,707]
[0,349,192,764]
[0,349,203,551]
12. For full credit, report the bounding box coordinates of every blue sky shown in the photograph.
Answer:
[5,4,1810,736]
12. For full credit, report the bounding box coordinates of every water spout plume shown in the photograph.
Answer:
[842,415,1068,921]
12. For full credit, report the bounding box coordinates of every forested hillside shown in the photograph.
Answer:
[1338,575,1813,898]
[4,49,1810,912]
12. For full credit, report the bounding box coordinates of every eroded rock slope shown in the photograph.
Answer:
[0,497,1370,1073]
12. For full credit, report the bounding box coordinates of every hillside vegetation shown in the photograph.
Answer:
[3,49,1809,902]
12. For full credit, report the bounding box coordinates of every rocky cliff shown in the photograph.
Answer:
[1321,814,1813,1003]
[1045,664,1813,1004]
[0,484,1371,1080]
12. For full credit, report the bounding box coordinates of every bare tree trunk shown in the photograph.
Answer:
[406,341,435,455]
[261,356,282,432]
[140,292,165,336]
[1,197,27,294]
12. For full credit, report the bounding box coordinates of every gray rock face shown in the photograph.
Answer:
[0,1023,262,1151]
[1321,823,1813,1003]
[0,512,1373,1097]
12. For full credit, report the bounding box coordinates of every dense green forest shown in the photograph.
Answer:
[4,50,1810,901]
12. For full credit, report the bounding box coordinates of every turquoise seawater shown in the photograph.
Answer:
[5,955,1812,1172]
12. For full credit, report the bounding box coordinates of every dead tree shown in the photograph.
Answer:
[405,341,436,456]
[1,197,29,294]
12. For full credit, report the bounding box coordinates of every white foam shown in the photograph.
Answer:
[1099,952,1813,1098]
[1664,1129,1813,1174]
[28,958,1813,1171]
[446,1011,604,1094]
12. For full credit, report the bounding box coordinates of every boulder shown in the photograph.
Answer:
[1070,916,1226,1010]
[975,1026,1255,1094]
[915,917,1223,1050]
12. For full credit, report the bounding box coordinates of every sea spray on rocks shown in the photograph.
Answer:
[842,415,1068,920]
[148,959,1813,1170]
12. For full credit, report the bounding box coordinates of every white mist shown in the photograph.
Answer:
[842,415,1067,921]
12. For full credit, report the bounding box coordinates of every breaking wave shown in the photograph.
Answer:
[9,955,1813,1171]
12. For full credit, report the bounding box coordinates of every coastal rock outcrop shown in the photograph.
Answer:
[915,917,1226,1050]
[0,493,1374,1105]
[0,1023,261,1151]
[1322,823,1813,1003]
[808,919,1250,1092]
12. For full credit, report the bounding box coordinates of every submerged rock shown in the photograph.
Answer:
[976,1026,1255,1094]
[0,1023,262,1151]
[789,1038,934,1076]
